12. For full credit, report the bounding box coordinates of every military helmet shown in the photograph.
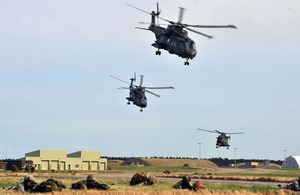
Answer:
[183,175,191,182]
[87,174,96,181]
[24,174,34,182]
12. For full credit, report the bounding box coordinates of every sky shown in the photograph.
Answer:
[0,0,299,161]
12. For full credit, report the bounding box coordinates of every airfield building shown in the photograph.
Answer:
[23,150,107,171]
[282,155,300,169]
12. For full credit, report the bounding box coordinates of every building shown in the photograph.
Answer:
[24,150,107,171]
[282,155,300,169]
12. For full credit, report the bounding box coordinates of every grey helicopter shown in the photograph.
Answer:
[197,128,244,149]
[127,3,237,65]
[110,74,174,112]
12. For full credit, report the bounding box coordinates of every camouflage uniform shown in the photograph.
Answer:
[291,177,300,191]
[14,174,38,192]
[71,174,113,190]
[193,181,206,191]
[173,175,194,190]
[34,178,66,192]
[130,171,156,185]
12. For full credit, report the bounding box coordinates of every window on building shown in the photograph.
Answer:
[75,164,80,169]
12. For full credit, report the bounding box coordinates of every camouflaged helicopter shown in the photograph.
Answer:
[127,3,237,65]
[197,128,244,149]
[110,74,174,112]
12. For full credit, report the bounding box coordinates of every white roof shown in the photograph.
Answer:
[291,156,300,165]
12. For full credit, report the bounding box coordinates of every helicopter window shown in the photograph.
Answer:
[191,42,196,50]
[185,42,190,50]
[160,36,167,44]
[179,42,185,49]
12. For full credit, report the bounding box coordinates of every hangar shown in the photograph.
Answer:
[24,150,107,171]
[282,155,300,169]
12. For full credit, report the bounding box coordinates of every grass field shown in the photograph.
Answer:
[0,176,293,195]
[0,165,298,194]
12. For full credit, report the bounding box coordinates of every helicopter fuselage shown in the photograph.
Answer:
[127,88,147,109]
[149,24,197,60]
[216,134,230,148]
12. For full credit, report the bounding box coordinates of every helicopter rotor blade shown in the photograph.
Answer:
[185,27,214,39]
[109,75,131,85]
[178,7,185,23]
[127,4,152,15]
[145,86,174,89]
[227,132,245,135]
[184,24,237,29]
[118,87,129,89]
[156,2,160,26]
[139,22,168,26]
[135,27,151,31]
[145,89,160,97]
[214,130,224,134]
[197,128,218,134]
[139,75,144,87]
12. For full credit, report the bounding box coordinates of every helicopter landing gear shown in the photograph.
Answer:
[155,50,161,55]
[140,108,143,112]
[227,147,229,149]
[184,59,189,66]
[127,102,130,105]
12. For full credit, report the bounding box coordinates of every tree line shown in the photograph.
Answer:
[103,156,283,167]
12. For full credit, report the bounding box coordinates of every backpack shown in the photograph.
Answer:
[35,178,65,192]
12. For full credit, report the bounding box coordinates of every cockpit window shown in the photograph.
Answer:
[191,42,196,50]
[185,42,190,50]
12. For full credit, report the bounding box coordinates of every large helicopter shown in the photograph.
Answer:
[110,74,174,112]
[197,128,244,149]
[127,3,237,65]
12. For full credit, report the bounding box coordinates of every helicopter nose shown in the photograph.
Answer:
[190,50,197,59]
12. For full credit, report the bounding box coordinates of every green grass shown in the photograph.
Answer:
[108,165,200,172]
[203,183,277,193]
[215,169,300,178]
[0,177,278,194]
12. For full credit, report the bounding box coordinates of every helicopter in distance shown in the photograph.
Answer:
[127,3,237,65]
[197,128,244,149]
[110,74,174,112]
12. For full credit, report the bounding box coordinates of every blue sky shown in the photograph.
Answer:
[0,0,299,161]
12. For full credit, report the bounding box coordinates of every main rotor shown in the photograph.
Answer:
[127,3,237,39]
[109,74,174,97]
[197,128,244,135]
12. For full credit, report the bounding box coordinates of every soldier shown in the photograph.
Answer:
[130,171,156,185]
[71,174,113,190]
[280,176,300,191]
[34,177,66,192]
[173,175,194,190]
[14,174,37,192]
[193,181,206,191]
[290,176,300,191]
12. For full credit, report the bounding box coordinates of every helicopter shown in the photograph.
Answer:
[127,3,237,65]
[110,74,174,112]
[197,128,244,149]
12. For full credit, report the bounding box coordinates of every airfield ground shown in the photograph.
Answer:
[1,167,299,194]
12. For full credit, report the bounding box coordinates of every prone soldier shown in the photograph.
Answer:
[72,174,113,190]
[14,174,38,192]
[282,176,300,191]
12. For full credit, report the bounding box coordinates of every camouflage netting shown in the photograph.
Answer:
[130,171,156,185]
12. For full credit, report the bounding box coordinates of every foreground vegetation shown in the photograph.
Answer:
[1,166,298,194]
[0,176,294,195]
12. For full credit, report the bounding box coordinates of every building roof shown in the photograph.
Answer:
[291,156,300,165]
